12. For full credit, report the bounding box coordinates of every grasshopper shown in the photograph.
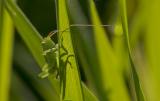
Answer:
[38,24,112,79]
[38,30,59,78]
[38,24,112,100]
[38,29,74,79]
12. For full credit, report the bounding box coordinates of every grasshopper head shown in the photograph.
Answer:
[41,37,56,51]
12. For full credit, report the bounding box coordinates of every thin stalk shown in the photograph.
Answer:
[0,9,14,101]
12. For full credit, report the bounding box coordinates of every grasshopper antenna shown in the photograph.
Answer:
[59,24,113,34]
[70,24,114,32]
[48,24,113,37]
[70,24,112,27]
[48,30,58,37]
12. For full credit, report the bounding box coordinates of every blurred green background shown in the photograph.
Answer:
[1,0,160,101]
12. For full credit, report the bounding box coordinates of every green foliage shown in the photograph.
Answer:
[57,0,84,100]
[0,8,14,101]
[5,0,45,67]
[144,0,160,100]
[88,0,130,101]
[118,0,145,101]
[1,0,160,101]
[2,0,98,101]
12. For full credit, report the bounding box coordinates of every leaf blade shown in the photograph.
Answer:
[57,0,84,100]
[88,0,130,101]
[118,0,146,101]
[0,8,14,101]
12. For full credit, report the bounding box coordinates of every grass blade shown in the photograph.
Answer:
[0,0,4,38]
[0,8,14,101]
[144,0,160,100]
[5,0,44,67]
[56,0,84,100]
[88,0,130,101]
[82,83,98,101]
[118,0,146,101]
[5,0,97,100]
[5,0,60,96]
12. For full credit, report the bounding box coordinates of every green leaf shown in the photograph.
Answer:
[144,0,160,100]
[130,0,148,48]
[0,0,4,53]
[4,0,44,67]
[5,0,60,96]
[0,8,14,101]
[64,1,100,100]
[57,0,84,100]
[88,0,130,101]
[5,1,98,100]
[118,0,146,101]
[82,83,98,101]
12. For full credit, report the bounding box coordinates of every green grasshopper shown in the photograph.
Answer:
[38,24,112,100]
[38,29,74,79]
[38,30,59,78]
[38,24,112,79]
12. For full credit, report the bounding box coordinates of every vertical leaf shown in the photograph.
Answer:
[0,0,4,52]
[144,0,160,100]
[5,0,44,67]
[5,0,60,97]
[118,0,146,101]
[57,0,84,100]
[88,0,130,101]
[0,9,14,101]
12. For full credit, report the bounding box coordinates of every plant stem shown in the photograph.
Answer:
[0,9,14,101]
